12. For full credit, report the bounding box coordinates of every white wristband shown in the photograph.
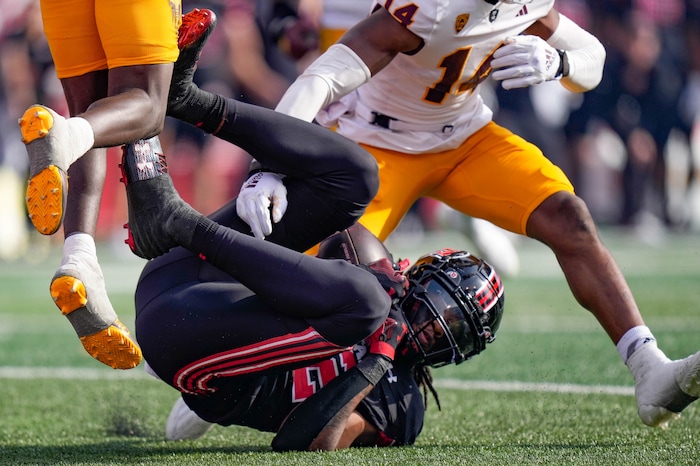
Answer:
[275,43,371,121]
[546,14,606,93]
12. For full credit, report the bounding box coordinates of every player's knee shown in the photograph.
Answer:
[337,144,380,205]
[528,192,598,249]
[339,267,391,345]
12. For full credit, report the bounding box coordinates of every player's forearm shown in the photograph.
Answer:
[547,14,606,93]
[272,355,391,452]
[308,386,374,451]
[275,43,371,121]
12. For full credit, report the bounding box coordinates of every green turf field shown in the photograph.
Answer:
[1,228,699,465]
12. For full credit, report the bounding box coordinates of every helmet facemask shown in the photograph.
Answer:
[398,249,504,368]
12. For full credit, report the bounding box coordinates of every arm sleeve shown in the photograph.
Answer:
[274,43,371,121]
[355,363,425,446]
[546,14,606,93]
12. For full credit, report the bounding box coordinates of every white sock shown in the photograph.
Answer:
[617,325,656,364]
[65,117,95,166]
[63,232,97,262]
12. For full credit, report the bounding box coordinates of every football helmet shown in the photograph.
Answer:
[398,249,504,367]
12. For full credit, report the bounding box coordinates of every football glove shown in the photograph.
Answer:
[362,258,409,299]
[491,35,562,90]
[365,305,409,361]
[236,170,288,239]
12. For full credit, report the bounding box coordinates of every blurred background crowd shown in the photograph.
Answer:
[2,0,700,262]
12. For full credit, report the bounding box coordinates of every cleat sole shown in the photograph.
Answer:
[51,275,87,315]
[26,165,66,235]
[51,277,142,369]
[80,320,143,370]
[19,105,54,144]
[178,9,216,50]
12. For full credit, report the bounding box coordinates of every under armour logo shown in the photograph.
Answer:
[489,9,499,22]
[386,367,398,384]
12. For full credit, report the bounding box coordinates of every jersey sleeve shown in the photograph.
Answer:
[355,361,425,446]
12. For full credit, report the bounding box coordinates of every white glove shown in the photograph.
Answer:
[236,171,288,239]
[491,35,561,90]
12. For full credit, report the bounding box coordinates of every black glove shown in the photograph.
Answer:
[362,258,409,299]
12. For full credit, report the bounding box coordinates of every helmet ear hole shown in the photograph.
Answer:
[400,250,505,367]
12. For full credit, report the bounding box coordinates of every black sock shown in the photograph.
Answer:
[168,87,228,135]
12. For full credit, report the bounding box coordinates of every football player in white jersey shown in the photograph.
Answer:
[318,0,522,278]
[234,0,700,429]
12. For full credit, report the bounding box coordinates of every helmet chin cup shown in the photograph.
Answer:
[399,249,505,367]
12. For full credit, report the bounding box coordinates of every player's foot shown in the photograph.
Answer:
[20,105,71,235]
[51,253,142,369]
[629,343,700,429]
[168,8,217,116]
[166,397,214,440]
[120,137,197,259]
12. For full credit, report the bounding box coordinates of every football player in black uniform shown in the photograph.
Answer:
[122,11,504,451]
[161,232,505,450]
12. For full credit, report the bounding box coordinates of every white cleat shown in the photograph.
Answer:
[166,397,215,440]
[628,344,700,429]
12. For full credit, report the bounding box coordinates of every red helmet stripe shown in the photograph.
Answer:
[475,268,504,313]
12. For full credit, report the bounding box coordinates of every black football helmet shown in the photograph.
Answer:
[398,248,505,368]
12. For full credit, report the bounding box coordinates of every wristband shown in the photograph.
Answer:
[556,49,569,78]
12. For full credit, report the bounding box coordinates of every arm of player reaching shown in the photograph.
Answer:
[491,12,605,93]
[275,6,421,121]
[545,13,606,93]
[274,43,371,121]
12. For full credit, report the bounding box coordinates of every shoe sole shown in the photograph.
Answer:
[51,276,142,370]
[178,8,216,50]
[21,106,66,235]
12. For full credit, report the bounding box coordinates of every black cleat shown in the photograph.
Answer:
[120,137,189,259]
[168,8,218,115]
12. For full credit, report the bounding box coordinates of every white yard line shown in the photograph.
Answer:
[0,366,634,396]
[0,366,152,380]
[435,378,634,396]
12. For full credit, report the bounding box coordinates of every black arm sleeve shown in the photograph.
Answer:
[271,355,391,451]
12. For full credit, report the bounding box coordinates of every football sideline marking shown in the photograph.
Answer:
[436,378,634,396]
[0,367,635,396]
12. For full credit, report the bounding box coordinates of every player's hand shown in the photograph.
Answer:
[362,258,409,299]
[365,304,409,361]
[491,35,561,89]
[236,171,288,239]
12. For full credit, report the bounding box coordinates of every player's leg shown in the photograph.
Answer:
[355,144,437,242]
[449,121,700,428]
[48,70,142,369]
[528,191,700,428]
[25,0,182,369]
[163,14,378,252]
[22,0,138,368]
[21,0,181,235]
[21,0,103,235]
[206,99,379,252]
